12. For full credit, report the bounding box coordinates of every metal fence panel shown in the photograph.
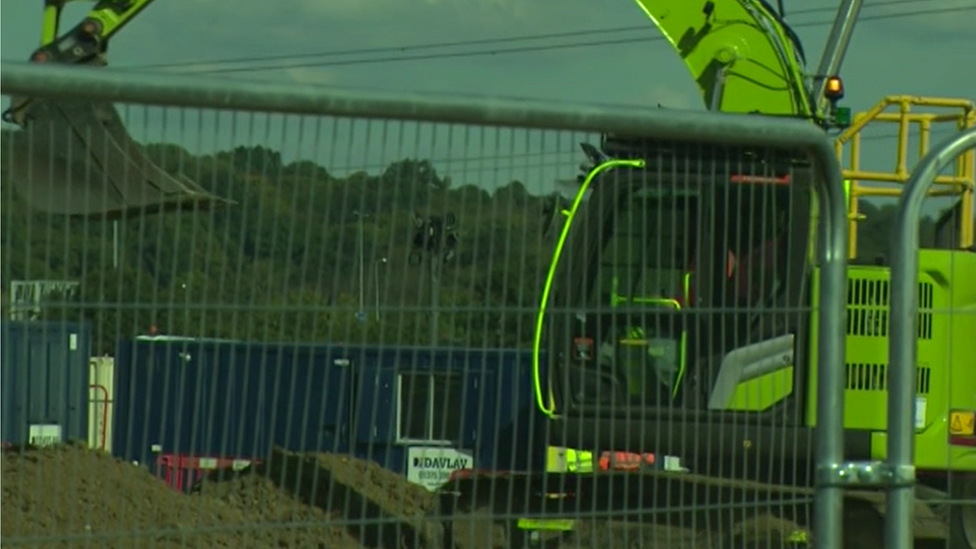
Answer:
[888,127,976,549]
[1,62,851,549]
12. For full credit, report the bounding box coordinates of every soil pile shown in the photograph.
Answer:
[0,444,376,549]
[195,447,442,549]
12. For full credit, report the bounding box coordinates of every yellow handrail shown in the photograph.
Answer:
[834,96,975,258]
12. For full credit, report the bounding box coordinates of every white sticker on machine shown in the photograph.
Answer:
[406,447,474,491]
[915,396,927,429]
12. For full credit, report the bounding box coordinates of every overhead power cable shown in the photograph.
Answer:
[138,0,970,74]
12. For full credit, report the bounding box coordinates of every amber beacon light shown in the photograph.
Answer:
[825,76,845,102]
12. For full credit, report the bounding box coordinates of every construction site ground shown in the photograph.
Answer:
[0,444,950,549]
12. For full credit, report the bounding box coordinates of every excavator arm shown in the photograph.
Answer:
[36,0,155,61]
[631,0,815,119]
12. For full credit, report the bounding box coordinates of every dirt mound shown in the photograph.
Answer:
[193,447,441,549]
[1,443,241,548]
[192,471,364,549]
[311,451,437,519]
[0,444,365,549]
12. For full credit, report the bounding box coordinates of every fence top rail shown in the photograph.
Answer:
[1,61,828,151]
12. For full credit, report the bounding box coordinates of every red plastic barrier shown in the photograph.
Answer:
[156,454,262,492]
[597,450,656,471]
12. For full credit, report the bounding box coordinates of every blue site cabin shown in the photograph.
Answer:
[112,336,548,490]
[0,321,91,448]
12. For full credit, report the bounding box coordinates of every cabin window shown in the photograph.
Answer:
[396,372,463,442]
[591,188,698,308]
[591,182,794,309]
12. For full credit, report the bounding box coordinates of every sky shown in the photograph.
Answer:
[1,0,974,216]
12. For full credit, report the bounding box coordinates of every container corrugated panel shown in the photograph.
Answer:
[112,337,357,467]
[1,321,91,446]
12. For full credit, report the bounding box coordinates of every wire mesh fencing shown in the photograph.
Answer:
[0,62,899,549]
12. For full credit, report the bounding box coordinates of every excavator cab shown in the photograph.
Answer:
[2,0,229,218]
[538,136,813,450]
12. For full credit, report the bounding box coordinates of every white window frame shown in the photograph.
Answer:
[395,372,454,445]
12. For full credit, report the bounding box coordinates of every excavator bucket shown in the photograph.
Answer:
[6,96,232,218]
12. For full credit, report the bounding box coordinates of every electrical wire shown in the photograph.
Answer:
[138,0,972,74]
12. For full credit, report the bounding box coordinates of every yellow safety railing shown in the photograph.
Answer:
[834,96,975,259]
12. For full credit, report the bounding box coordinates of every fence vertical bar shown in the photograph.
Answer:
[812,131,853,549]
[888,126,976,549]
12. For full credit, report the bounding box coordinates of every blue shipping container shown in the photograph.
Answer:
[1,321,91,446]
[113,337,546,485]
[113,337,356,464]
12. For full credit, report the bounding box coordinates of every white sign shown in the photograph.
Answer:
[8,280,80,320]
[915,396,927,429]
[29,424,62,447]
[406,447,474,491]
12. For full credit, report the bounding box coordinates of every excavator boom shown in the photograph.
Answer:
[631,0,814,118]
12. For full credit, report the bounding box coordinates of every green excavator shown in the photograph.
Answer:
[526,1,975,547]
